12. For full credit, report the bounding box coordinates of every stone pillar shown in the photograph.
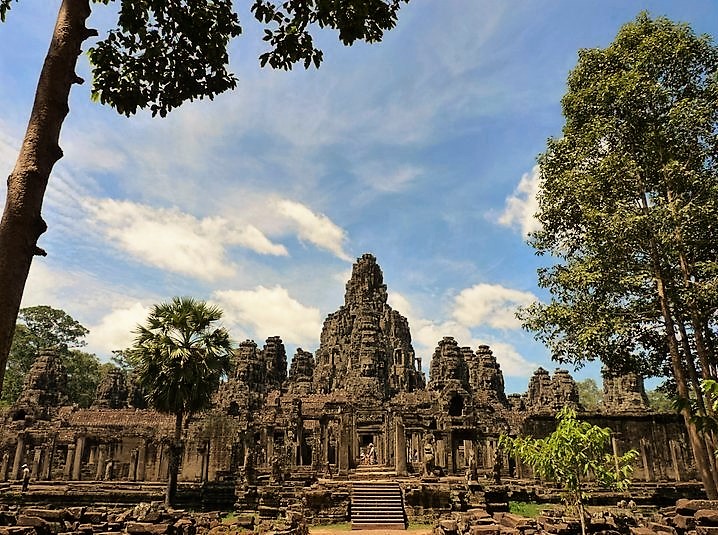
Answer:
[446,432,454,474]
[338,413,351,475]
[138,440,147,481]
[72,435,85,480]
[436,436,445,471]
[64,445,75,480]
[12,432,25,480]
[154,443,165,480]
[32,447,42,478]
[41,444,53,480]
[611,436,620,475]
[1,452,9,481]
[266,427,274,463]
[95,445,106,480]
[130,448,139,481]
[669,440,682,482]
[395,417,407,476]
[640,439,653,481]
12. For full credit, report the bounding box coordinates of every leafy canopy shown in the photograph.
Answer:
[82,0,408,117]
[519,12,718,376]
[132,296,233,417]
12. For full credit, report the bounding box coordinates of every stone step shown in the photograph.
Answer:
[350,482,406,530]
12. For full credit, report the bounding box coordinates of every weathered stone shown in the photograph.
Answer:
[696,511,718,527]
[602,367,650,413]
[677,501,718,515]
[92,369,129,409]
[125,522,170,535]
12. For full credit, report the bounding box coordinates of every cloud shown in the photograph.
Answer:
[213,285,322,347]
[453,283,536,330]
[497,165,541,237]
[356,164,423,194]
[274,199,352,261]
[84,198,288,280]
[86,302,150,357]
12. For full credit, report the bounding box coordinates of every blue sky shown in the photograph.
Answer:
[2,1,716,393]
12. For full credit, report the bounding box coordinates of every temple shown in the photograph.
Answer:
[0,254,695,514]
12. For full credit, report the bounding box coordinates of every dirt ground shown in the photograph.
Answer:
[310,529,432,535]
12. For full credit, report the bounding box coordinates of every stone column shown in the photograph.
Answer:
[611,435,620,475]
[1,452,9,481]
[12,432,25,480]
[669,440,682,482]
[338,412,351,475]
[446,432,454,474]
[395,417,407,476]
[95,445,106,480]
[64,445,75,480]
[138,440,147,481]
[129,448,138,481]
[32,446,42,478]
[154,443,165,480]
[436,436,446,471]
[41,444,53,480]
[640,439,653,481]
[72,435,85,480]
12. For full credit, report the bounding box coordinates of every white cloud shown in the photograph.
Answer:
[357,164,422,193]
[86,302,150,357]
[485,341,539,378]
[453,283,536,330]
[274,199,351,261]
[84,198,287,280]
[213,285,322,347]
[497,165,541,237]
[387,291,415,319]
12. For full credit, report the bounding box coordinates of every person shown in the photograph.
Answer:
[21,464,30,492]
[367,443,376,465]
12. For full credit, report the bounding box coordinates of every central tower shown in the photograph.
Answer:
[312,253,425,400]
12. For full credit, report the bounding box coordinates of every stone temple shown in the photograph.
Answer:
[0,254,696,517]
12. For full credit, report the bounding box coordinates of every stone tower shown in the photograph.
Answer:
[313,253,424,400]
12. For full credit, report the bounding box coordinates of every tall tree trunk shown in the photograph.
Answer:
[640,180,718,497]
[0,0,95,394]
[165,412,183,508]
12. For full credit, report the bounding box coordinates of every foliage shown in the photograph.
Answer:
[576,378,603,411]
[500,407,638,535]
[3,306,103,408]
[516,12,718,496]
[646,388,674,413]
[86,0,408,117]
[131,296,233,505]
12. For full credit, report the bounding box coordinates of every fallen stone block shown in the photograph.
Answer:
[676,501,718,516]
[696,511,718,527]
[469,524,499,535]
[124,522,170,535]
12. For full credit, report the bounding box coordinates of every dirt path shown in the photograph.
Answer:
[310,530,432,535]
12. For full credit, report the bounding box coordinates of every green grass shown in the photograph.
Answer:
[509,501,548,518]
[408,521,433,530]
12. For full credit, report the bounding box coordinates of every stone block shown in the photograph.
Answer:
[125,522,170,535]
[20,508,65,522]
[66,508,85,522]
[630,528,657,535]
[696,511,718,527]
[677,502,718,516]
[469,524,499,535]
[0,527,35,535]
[81,511,107,524]
[672,515,696,531]
[439,519,459,534]
[697,527,718,535]
[173,518,196,535]
[646,522,677,535]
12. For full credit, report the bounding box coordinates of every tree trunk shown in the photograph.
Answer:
[165,412,183,508]
[0,0,95,394]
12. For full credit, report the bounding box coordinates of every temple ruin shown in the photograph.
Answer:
[0,253,696,516]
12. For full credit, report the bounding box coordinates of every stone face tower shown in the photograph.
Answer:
[313,253,425,400]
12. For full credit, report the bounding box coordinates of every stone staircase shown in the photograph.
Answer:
[350,481,407,530]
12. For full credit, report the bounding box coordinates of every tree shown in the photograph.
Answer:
[0,0,410,398]
[576,378,603,411]
[646,387,674,413]
[131,297,233,507]
[519,13,718,497]
[3,305,103,407]
[500,407,638,535]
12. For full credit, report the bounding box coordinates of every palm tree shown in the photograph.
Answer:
[132,297,233,507]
